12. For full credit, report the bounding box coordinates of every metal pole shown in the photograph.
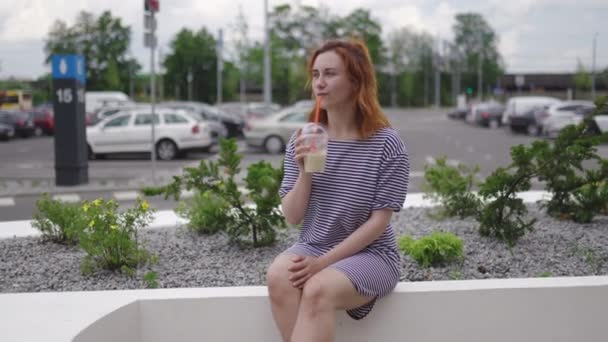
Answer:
[217,29,223,105]
[129,61,134,99]
[150,10,157,183]
[263,0,271,105]
[187,68,193,101]
[434,37,441,108]
[159,47,164,102]
[477,32,483,101]
[591,33,598,100]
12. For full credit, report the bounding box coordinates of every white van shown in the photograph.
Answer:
[85,91,133,113]
[501,96,561,126]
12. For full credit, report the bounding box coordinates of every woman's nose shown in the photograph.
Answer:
[315,77,327,89]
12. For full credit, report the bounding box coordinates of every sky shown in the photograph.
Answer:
[1,0,607,79]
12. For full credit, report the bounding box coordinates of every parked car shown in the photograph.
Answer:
[0,110,35,138]
[540,101,595,137]
[86,107,213,160]
[466,101,505,128]
[32,106,54,136]
[502,96,561,133]
[507,104,548,136]
[161,101,243,138]
[447,108,468,120]
[85,91,134,113]
[246,102,283,121]
[244,106,309,154]
[86,103,143,127]
[216,102,249,120]
[0,122,15,141]
[545,105,608,137]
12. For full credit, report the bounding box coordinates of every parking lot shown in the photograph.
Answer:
[1,107,606,221]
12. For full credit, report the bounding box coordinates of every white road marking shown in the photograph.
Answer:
[0,198,15,207]
[114,191,140,201]
[181,190,195,199]
[52,194,80,203]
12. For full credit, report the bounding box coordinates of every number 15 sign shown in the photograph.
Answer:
[51,54,89,186]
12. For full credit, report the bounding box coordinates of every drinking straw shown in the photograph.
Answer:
[314,96,321,123]
[311,97,321,150]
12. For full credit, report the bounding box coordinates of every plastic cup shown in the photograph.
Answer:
[300,123,328,173]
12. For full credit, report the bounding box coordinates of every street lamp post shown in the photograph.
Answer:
[591,33,598,100]
[144,0,159,182]
[263,0,272,106]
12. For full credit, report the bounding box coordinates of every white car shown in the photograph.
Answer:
[567,106,608,135]
[541,101,595,137]
[244,106,309,154]
[501,96,561,129]
[86,107,212,160]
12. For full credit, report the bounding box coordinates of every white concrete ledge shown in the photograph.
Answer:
[0,276,607,342]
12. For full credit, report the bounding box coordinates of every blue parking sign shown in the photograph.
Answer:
[51,55,86,84]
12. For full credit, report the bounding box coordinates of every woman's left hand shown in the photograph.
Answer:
[287,255,326,288]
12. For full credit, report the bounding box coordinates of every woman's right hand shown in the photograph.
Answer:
[293,129,310,173]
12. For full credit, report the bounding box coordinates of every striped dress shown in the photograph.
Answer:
[279,127,410,320]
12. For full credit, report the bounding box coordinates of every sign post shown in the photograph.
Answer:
[144,0,159,182]
[51,54,88,186]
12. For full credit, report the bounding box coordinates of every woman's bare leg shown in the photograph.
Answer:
[267,254,303,342]
[290,268,373,342]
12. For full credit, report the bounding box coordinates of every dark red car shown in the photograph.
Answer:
[32,106,54,135]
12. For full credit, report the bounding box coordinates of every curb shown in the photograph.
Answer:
[0,191,553,240]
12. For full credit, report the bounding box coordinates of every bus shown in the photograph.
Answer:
[0,90,33,110]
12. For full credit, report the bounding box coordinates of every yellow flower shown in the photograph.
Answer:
[110,224,118,230]
[92,199,102,207]
[141,200,150,211]
[88,220,95,227]
[82,203,89,212]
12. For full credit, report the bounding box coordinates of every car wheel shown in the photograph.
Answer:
[264,135,285,154]
[34,127,43,137]
[87,144,96,160]
[156,139,179,160]
[585,120,601,136]
[527,124,539,136]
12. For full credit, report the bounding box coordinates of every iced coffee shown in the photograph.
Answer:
[301,123,328,173]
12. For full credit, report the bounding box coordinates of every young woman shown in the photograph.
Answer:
[266,39,410,342]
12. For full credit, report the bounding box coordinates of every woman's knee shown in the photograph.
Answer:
[300,276,333,313]
[266,254,298,300]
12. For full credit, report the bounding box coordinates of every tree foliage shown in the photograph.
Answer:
[44,11,140,92]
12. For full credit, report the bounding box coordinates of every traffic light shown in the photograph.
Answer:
[144,0,159,12]
[466,87,473,95]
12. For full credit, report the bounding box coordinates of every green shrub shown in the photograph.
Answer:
[78,198,157,275]
[423,156,482,219]
[32,193,86,245]
[398,231,464,268]
[176,190,232,234]
[143,138,285,247]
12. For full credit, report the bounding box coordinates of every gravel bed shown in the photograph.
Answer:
[1,204,607,293]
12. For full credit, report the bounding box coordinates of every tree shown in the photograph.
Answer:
[325,9,384,65]
[386,27,435,106]
[231,5,251,102]
[163,28,218,103]
[452,13,504,99]
[44,11,140,92]
[574,60,592,92]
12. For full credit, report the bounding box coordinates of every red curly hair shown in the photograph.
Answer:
[306,39,391,139]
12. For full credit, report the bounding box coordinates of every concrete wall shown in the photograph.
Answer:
[2,277,605,342]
